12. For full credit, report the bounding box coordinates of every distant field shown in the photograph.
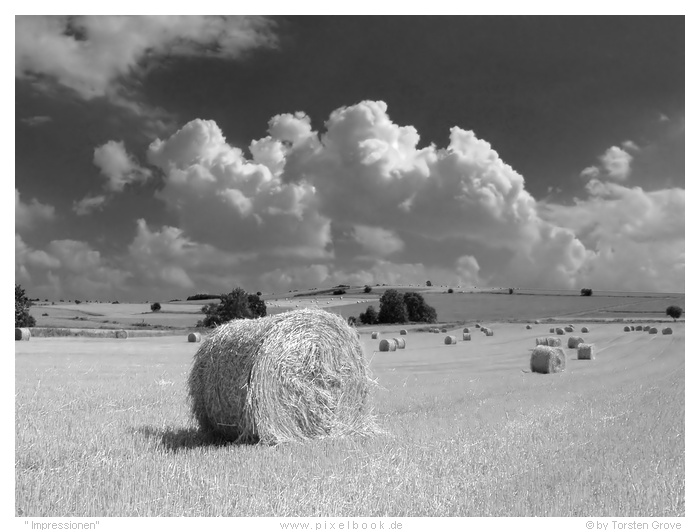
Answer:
[16,322,684,516]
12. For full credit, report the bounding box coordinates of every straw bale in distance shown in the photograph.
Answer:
[577,343,595,360]
[15,328,31,341]
[535,320,541,324]
[440,328,447,333]
[463,327,470,333]
[635,326,643,331]
[581,326,590,333]
[567,336,584,349]
[546,337,561,347]
[564,326,574,333]
[485,329,494,336]
[187,332,201,343]
[379,338,396,352]
[549,328,555,333]
[643,325,650,331]
[624,326,631,332]
[556,328,565,335]
[648,327,658,334]
[535,337,548,346]
[475,323,481,329]
[399,329,407,335]
[526,325,532,329]
[188,308,378,444]
[392,337,406,349]
[530,346,566,374]
[462,333,471,341]
[433,328,440,334]
[662,327,673,335]
[115,330,128,339]
[371,331,379,339]
[444,335,457,345]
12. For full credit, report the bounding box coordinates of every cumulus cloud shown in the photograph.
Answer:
[600,145,633,180]
[15,16,276,100]
[93,140,151,191]
[352,225,404,257]
[16,189,56,230]
[73,194,108,216]
[580,166,600,179]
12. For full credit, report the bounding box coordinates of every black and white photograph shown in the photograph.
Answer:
[14,11,687,524]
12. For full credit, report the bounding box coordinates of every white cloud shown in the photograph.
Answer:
[622,140,640,151]
[600,145,633,181]
[352,225,404,257]
[15,16,276,100]
[20,115,52,127]
[15,189,56,230]
[580,166,600,179]
[73,194,108,216]
[94,140,151,192]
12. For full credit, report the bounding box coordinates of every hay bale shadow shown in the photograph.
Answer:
[135,425,258,452]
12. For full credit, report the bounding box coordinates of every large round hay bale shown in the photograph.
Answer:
[187,308,377,444]
[549,328,555,333]
[567,336,584,349]
[530,346,566,374]
[399,329,407,335]
[581,326,590,333]
[462,332,471,341]
[555,328,565,335]
[187,332,201,343]
[392,337,406,349]
[623,326,631,332]
[643,325,650,331]
[648,327,658,334]
[526,324,532,330]
[635,325,643,331]
[371,331,379,339]
[546,337,561,347]
[577,343,595,360]
[379,338,396,352]
[115,330,128,339]
[15,328,31,341]
[463,327,470,333]
[535,337,548,346]
[444,335,457,345]
[564,326,574,333]
[662,327,673,335]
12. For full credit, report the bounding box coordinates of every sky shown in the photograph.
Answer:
[14,14,686,301]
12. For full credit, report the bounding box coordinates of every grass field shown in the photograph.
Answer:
[15,320,684,516]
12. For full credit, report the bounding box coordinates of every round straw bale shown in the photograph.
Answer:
[485,329,494,337]
[564,326,574,333]
[440,328,447,333]
[475,323,481,329]
[433,328,440,334]
[530,346,566,374]
[635,325,643,331]
[392,337,406,349]
[535,337,548,346]
[643,325,650,331]
[444,335,457,345]
[546,337,561,347]
[526,325,532,330]
[462,332,471,341]
[379,338,396,352]
[568,324,575,329]
[115,329,128,339]
[624,326,631,332]
[577,343,595,360]
[549,328,555,333]
[187,308,377,444]
[371,331,379,339]
[567,336,584,349]
[15,328,31,341]
[187,332,201,343]
[463,327,470,333]
[534,320,541,324]
[648,327,658,334]
[581,326,590,333]
[399,329,407,335]
[662,327,673,335]
[556,328,565,335]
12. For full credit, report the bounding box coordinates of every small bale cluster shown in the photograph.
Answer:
[15,328,31,341]
[379,339,396,352]
[577,343,595,360]
[556,328,565,335]
[444,335,457,345]
[399,329,407,335]
[115,330,128,339]
[648,327,658,334]
[462,333,471,341]
[187,332,201,343]
[392,337,406,349]
[567,336,584,349]
[624,326,631,332]
[371,331,379,339]
[581,326,590,333]
[546,337,561,347]
[662,327,673,335]
[187,308,378,444]
[564,326,574,333]
[530,346,566,374]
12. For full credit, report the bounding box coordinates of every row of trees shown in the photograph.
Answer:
[356,289,437,325]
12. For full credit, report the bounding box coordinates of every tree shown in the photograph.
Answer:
[666,305,683,321]
[426,280,432,287]
[447,288,454,294]
[247,293,267,318]
[378,289,408,324]
[363,285,372,294]
[580,288,593,296]
[150,302,161,312]
[403,291,438,323]
[15,284,36,328]
[200,287,253,327]
[358,305,378,325]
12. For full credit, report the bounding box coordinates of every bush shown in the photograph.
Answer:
[347,316,357,326]
[580,288,593,296]
[426,280,432,287]
[508,288,514,295]
[358,305,378,325]
[247,293,267,318]
[15,284,36,328]
[256,291,262,296]
[666,305,683,321]
[447,288,454,294]
[200,287,267,327]
[377,289,408,324]
[403,292,438,323]
[151,302,161,312]
[364,285,372,294]
[75,300,81,305]
[332,289,346,296]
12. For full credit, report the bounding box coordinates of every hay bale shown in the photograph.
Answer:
[577,343,595,360]
[556,328,565,335]
[392,337,406,349]
[643,325,650,331]
[635,326,643,331]
[526,325,532,330]
[399,329,407,335]
[187,308,377,444]
[371,331,379,339]
[530,346,566,374]
[648,327,658,334]
[564,326,574,333]
[549,328,555,333]
[187,332,201,343]
[485,329,494,337]
[115,330,128,339]
[433,328,440,334]
[462,332,471,341]
[568,324,575,329]
[624,326,631,332]
[534,320,541,324]
[662,327,673,335]
[581,326,589,333]
[463,327,470,333]
[567,336,584,349]
[15,328,31,341]
[379,338,396,352]
[535,337,548,346]
[546,337,562,347]
[475,323,481,329]
[444,335,457,345]
[440,328,447,333]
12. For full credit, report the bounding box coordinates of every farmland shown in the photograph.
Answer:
[15,307,684,516]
